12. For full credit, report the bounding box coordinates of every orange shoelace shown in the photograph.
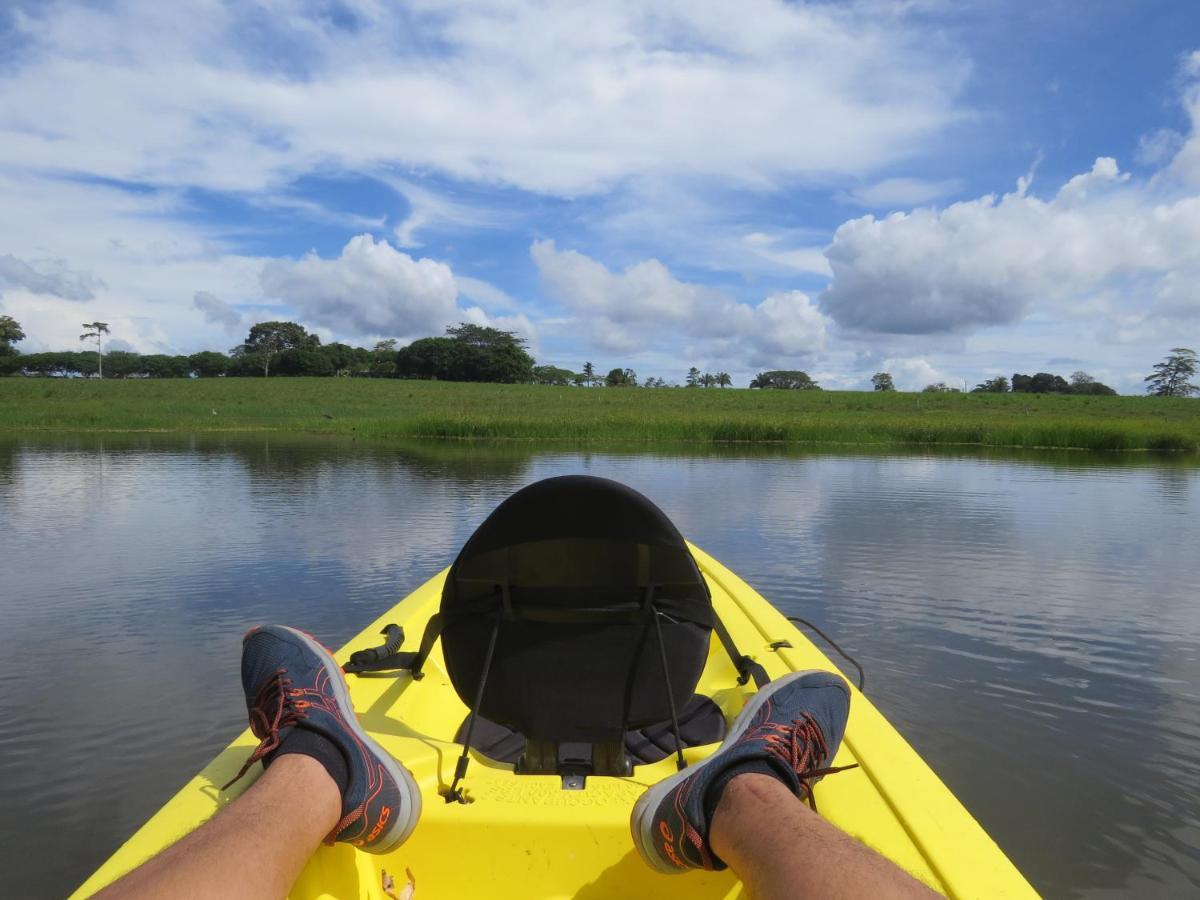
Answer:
[756,712,858,811]
[221,669,310,790]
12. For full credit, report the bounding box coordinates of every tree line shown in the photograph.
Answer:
[869,349,1198,397]
[1,314,1195,395]
[0,315,826,389]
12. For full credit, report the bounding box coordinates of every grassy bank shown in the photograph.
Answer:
[2,377,1198,451]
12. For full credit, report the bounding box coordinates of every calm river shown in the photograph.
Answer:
[2,435,1198,898]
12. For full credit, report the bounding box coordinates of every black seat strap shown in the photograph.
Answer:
[651,601,688,771]
[712,615,769,688]
[405,611,444,680]
[444,611,502,803]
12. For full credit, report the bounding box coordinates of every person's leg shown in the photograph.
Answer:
[632,670,937,896]
[710,772,938,899]
[95,754,340,900]
[91,624,421,899]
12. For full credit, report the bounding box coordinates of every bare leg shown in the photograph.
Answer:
[95,755,340,900]
[711,773,940,900]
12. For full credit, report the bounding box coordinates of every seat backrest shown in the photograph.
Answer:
[440,475,713,746]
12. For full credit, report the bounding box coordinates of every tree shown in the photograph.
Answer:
[1144,348,1199,397]
[1012,372,1070,394]
[686,366,700,387]
[394,324,534,383]
[19,351,96,377]
[717,372,732,388]
[103,350,141,378]
[189,351,229,377]
[0,315,25,355]
[443,323,535,383]
[582,361,596,386]
[395,336,459,379]
[235,321,319,377]
[80,321,109,377]
[274,348,335,376]
[368,340,398,377]
[749,370,820,390]
[137,354,191,378]
[605,367,637,387]
[871,372,895,392]
[321,342,364,377]
[922,382,953,393]
[1068,371,1116,395]
[532,365,575,386]
[225,352,263,377]
[972,376,1009,393]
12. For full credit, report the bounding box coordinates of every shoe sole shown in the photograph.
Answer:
[629,669,825,874]
[274,626,423,855]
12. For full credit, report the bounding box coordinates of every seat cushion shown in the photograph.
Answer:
[453,694,727,767]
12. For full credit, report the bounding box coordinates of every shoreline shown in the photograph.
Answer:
[3,377,1197,453]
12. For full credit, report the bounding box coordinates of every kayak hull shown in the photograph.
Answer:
[73,545,1037,899]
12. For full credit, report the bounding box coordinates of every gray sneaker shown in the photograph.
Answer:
[225,624,421,853]
[631,670,852,872]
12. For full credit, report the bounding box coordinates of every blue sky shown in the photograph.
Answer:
[2,0,1200,391]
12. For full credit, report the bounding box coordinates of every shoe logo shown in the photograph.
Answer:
[658,821,685,868]
[367,805,392,843]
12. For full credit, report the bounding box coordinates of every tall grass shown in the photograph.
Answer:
[1,378,1197,452]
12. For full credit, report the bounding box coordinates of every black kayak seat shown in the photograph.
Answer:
[438,475,719,784]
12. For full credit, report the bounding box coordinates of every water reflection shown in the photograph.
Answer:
[1,434,1198,897]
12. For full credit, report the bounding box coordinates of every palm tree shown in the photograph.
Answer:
[80,321,110,378]
[717,372,731,388]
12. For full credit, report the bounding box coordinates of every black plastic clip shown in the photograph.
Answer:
[343,624,408,674]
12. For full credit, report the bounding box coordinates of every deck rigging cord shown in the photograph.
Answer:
[785,616,866,693]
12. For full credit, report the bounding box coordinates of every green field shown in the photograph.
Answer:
[2,377,1198,451]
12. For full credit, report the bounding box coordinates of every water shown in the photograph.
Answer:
[2,434,1198,898]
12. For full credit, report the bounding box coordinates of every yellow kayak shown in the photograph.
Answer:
[74,478,1036,899]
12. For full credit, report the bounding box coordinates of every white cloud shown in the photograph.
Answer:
[0,253,103,301]
[6,1,1199,392]
[842,177,962,208]
[531,240,826,362]
[259,234,460,340]
[455,276,518,311]
[819,156,1200,335]
[878,357,957,392]
[0,0,967,197]
[751,291,829,358]
[0,172,271,354]
[378,174,506,249]
[741,233,833,277]
[192,291,243,333]
[0,0,971,367]
[1137,129,1185,168]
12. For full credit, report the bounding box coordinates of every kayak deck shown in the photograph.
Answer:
[73,545,1036,899]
